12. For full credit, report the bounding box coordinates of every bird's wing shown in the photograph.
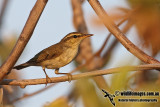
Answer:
[27,43,63,63]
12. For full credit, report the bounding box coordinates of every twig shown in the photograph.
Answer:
[87,0,159,64]
[0,0,48,81]
[71,0,93,65]
[0,64,160,86]
[12,83,56,103]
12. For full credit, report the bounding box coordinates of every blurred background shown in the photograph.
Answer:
[0,0,160,107]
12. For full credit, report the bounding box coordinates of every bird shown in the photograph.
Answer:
[13,32,93,84]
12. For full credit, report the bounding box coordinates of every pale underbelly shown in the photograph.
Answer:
[40,48,78,69]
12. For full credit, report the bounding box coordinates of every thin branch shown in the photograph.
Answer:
[0,64,160,86]
[12,83,56,103]
[87,0,159,64]
[71,0,93,66]
[0,0,48,81]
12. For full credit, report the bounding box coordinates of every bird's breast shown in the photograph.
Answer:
[59,47,78,65]
[42,46,78,69]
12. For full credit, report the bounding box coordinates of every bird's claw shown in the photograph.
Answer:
[67,73,72,83]
[45,76,51,86]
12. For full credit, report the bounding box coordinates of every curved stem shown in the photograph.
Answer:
[87,0,159,64]
[0,0,48,81]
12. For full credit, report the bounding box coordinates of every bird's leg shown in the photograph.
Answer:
[42,67,51,85]
[55,68,72,82]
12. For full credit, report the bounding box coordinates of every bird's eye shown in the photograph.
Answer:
[73,35,77,38]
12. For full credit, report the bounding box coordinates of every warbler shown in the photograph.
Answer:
[13,32,93,83]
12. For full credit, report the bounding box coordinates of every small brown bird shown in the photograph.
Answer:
[14,32,93,83]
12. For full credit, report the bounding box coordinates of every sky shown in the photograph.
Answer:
[1,0,134,106]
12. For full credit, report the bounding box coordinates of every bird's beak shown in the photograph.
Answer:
[83,34,94,37]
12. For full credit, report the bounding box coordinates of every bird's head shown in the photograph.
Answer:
[60,32,93,46]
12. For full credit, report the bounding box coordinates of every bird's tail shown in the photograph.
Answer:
[13,63,30,70]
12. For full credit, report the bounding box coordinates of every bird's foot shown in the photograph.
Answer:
[66,73,72,82]
[54,69,72,82]
[45,75,51,86]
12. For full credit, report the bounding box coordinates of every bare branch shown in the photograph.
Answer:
[0,0,48,81]
[87,0,159,64]
[0,64,160,86]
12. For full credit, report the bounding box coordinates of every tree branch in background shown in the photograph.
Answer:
[71,0,109,91]
[0,0,48,81]
[87,0,159,64]
[0,64,160,86]
[71,0,92,66]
